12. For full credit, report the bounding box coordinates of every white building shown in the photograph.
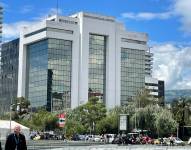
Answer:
[17,12,153,111]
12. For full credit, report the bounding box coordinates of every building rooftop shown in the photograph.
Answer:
[71,12,115,22]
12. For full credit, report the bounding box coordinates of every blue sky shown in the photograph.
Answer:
[1,0,191,90]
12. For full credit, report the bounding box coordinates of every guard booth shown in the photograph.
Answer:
[0,120,30,140]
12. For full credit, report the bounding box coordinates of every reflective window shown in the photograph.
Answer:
[121,48,145,105]
[27,39,72,111]
[88,34,106,102]
[0,39,19,113]
[48,39,72,111]
[27,39,48,109]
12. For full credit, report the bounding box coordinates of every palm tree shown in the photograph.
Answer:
[171,97,191,138]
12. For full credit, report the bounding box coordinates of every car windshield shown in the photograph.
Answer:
[175,137,181,141]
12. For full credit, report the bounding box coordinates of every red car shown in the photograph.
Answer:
[141,136,154,144]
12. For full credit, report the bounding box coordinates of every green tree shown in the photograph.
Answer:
[12,97,30,115]
[64,119,86,138]
[133,89,157,108]
[171,97,191,126]
[131,105,159,133]
[155,109,177,137]
[69,97,107,134]
[96,113,118,134]
[30,109,57,130]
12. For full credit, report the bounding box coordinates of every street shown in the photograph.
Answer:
[2,140,191,150]
[25,141,191,150]
[31,144,191,150]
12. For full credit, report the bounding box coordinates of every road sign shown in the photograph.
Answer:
[57,113,66,128]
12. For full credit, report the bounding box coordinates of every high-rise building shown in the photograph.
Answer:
[144,48,165,102]
[0,12,162,112]
[145,49,153,76]
[17,12,150,111]
[158,80,165,105]
[0,5,2,43]
[145,78,165,105]
[0,39,20,113]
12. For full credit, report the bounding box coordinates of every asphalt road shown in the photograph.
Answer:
[26,141,191,150]
[1,140,191,150]
[49,144,191,150]
[29,144,191,150]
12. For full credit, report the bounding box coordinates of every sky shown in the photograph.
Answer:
[1,0,191,90]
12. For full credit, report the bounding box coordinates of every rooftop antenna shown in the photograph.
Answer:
[56,0,59,16]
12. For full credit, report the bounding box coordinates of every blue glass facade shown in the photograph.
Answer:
[88,34,106,102]
[121,48,145,105]
[0,39,19,113]
[27,38,72,111]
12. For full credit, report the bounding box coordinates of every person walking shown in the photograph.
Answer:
[169,134,174,146]
[5,125,27,150]
[0,141,2,150]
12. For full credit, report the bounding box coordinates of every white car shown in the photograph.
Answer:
[188,137,191,145]
[174,137,185,146]
[107,134,115,143]
[85,135,94,141]
[93,135,102,142]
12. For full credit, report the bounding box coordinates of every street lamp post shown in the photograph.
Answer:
[9,71,14,133]
[9,105,12,133]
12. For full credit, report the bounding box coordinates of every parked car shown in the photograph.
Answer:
[93,135,102,142]
[174,137,185,146]
[188,137,191,145]
[154,138,168,145]
[78,135,86,141]
[141,136,154,144]
[33,135,41,140]
[154,138,160,145]
[71,134,81,141]
[112,136,123,144]
[85,135,94,141]
[111,135,131,144]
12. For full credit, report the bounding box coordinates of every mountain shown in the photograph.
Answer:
[165,89,191,103]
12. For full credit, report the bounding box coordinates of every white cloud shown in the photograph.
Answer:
[3,21,39,39]
[2,8,62,40]
[121,12,173,20]
[121,0,191,35]
[33,8,62,21]
[152,43,191,90]
[174,0,191,34]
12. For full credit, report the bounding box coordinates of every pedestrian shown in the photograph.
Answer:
[169,134,174,146]
[160,137,164,145]
[0,141,2,150]
[5,125,27,150]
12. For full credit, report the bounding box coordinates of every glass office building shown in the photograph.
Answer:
[121,48,145,105]
[15,12,161,111]
[26,39,72,111]
[0,39,19,113]
[0,5,2,43]
[88,34,106,102]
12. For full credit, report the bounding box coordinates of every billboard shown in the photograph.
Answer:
[119,114,128,131]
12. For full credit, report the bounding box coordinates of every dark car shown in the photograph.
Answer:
[71,134,81,141]
[112,135,130,144]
